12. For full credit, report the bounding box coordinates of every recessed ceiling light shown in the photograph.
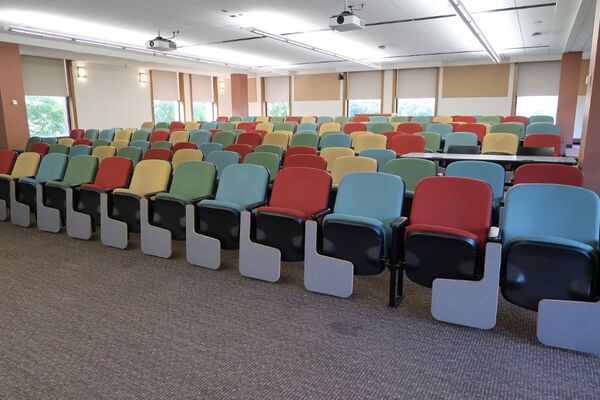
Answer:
[221,9,228,12]
[534,20,543,24]
[378,45,386,49]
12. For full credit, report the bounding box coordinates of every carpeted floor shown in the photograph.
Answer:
[0,222,599,399]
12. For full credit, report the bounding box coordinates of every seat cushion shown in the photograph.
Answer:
[505,235,594,253]
[0,174,11,180]
[257,206,309,221]
[45,180,71,189]
[407,223,480,246]
[113,188,144,198]
[155,192,192,204]
[79,183,110,192]
[17,177,40,186]
[199,199,243,212]
[324,213,388,256]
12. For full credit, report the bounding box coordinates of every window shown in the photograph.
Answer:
[515,96,558,120]
[193,102,214,122]
[348,99,381,117]
[25,95,70,137]
[154,100,180,123]
[396,98,436,117]
[266,101,289,117]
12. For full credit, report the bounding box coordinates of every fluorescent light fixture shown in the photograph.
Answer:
[447,0,501,63]
[248,28,382,70]
[77,66,87,78]
[139,73,147,83]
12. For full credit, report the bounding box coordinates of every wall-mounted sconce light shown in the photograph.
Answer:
[218,79,225,90]
[139,72,147,83]
[77,66,87,78]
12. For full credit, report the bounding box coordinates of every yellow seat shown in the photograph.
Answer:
[58,138,74,147]
[91,146,116,162]
[0,152,41,180]
[432,116,453,124]
[319,147,355,172]
[114,129,132,142]
[353,134,387,152]
[480,123,492,134]
[172,149,203,170]
[169,130,190,144]
[254,116,270,123]
[184,122,200,131]
[318,122,342,136]
[272,130,293,138]
[263,132,290,149]
[300,116,317,123]
[141,121,154,129]
[350,131,372,147]
[481,133,519,155]
[113,160,172,198]
[330,156,378,188]
[256,122,275,133]
[111,140,130,150]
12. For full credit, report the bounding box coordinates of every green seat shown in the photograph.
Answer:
[229,116,242,122]
[117,146,143,165]
[290,133,320,148]
[418,132,442,152]
[254,144,284,159]
[69,145,92,157]
[92,139,110,148]
[231,129,245,136]
[270,117,284,124]
[84,129,99,140]
[366,122,393,134]
[213,131,236,147]
[25,137,42,151]
[390,116,409,122]
[46,155,98,189]
[244,152,280,182]
[274,122,295,132]
[41,137,58,145]
[383,158,437,196]
[491,122,524,140]
[334,116,350,123]
[156,161,216,204]
[131,130,150,142]
[155,122,169,130]
[477,116,501,124]
[48,144,70,155]
[151,141,173,150]
[217,122,236,131]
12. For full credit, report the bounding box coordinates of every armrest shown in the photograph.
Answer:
[190,194,214,203]
[310,208,331,220]
[488,226,501,243]
[143,191,165,198]
[390,216,409,266]
[245,199,268,211]
[390,216,408,230]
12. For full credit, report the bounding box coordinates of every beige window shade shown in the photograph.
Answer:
[265,76,289,102]
[348,71,381,100]
[517,61,561,96]
[152,70,179,101]
[442,64,510,98]
[294,73,340,101]
[21,56,68,97]
[191,74,213,102]
[248,78,257,102]
[396,68,437,98]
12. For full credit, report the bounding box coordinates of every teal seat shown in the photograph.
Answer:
[390,116,409,123]
[425,123,453,140]
[254,144,284,159]
[25,137,42,151]
[130,140,150,153]
[213,131,236,147]
[131,130,150,142]
[48,144,70,155]
[317,116,333,124]
[320,133,351,149]
[18,153,68,188]
[491,122,525,140]
[366,122,393,134]
[290,133,320,148]
[528,115,554,124]
[244,152,280,182]
[41,137,58,145]
[205,150,240,179]
[443,132,478,152]
[297,122,317,132]
[334,116,351,123]
[445,161,505,206]
[198,143,223,157]
[369,116,388,122]
[141,127,153,133]
[189,129,212,146]
[418,132,442,152]
[274,122,296,132]
[359,149,396,172]
[92,139,111,148]
[117,147,143,165]
[217,122,235,131]
[98,129,115,141]
[155,122,169,130]
[526,122,560,136]
[384,158,436,196]
[477,116,501,124]
[202,122,218,131]
[84,129,99,140]
[242,116,255,122]
[69,145,92,157]
[412,116,432,124]
[151,141,173,150]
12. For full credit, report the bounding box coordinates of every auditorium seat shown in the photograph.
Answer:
[284,146,318,158]
[205,150,240,179]
[201,122,218,131]
[320,133,352,149]
[388,134,426,155]
[290,133,319,148]
[445,161,505,208]
[155,122,170,130]
[0,150,17,175]
[528,115,554,124]
[69,129,85,140]
[172,148,203,169]
[212,131,236,147]
[513,164,584,186]
[358,149,396,171]
[320,147,354,171]
[169,130,190,144]
[151,141,172,150]
[457,123,487,143]
[49,144,70,155]
[343,122,367,134]
[353,134,387,152]
[526,122,560,136]
[390,116,409,123]
[254,144,284,159]
[92,139,111,148]
[425,123,452,140]
[236,122,257,132]
[149,130,170,143]
[411,116,432,124]
[282,154,327,170]
[503,116,528,125]
[352,116,369,123]
[396,122,423,135]
[478,116,501,124]
[0,152,41,219]
[198,143,224,157]
[130,140,150,153]
[141,122,154,130]
[366,122,393,134]
[114,130,132,142]
[453,116,476,123]
[142,148,172,161]
[41,137,58,146]
[58,138,75,147]
[334,116,351,123]
[116,147,142,165]
[275,122,296,133]
[443,133,478,152]
[330,156,377,189]
[263,132,290,149]
[30,142,50,156]
[169,122,185,132]
[432,116,453,124]
[284,116,300,123]
[84,129,100,140]
[523,134,561,156]
[256,122,275,133]
[172,142,198,153]
[369,116,388,122]
[297,122,318,133]
[92,146,117,162]
[217,122,236,132]
[481,133,519,155]
[244,152,280,182]
[490,122,524,140]
[184,122,200,131]
[318,122,342,135]
[69,145,92,157]
[316,116,333,124]
[98,129,115,142]
[384,158,437,197]
[131,130,150,142]
[418,132,442,152]
[110,140,130,150]
[189,130,212,146]
[224,144,253,162]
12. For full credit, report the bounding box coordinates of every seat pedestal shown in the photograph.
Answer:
[238,210,281,282]
[431,242,501,330]
[0,197,7,221]
[10,180,32,227]
[100,193,129,249]
[36,184,61,233]
[140,198,172,258]
[66,188,93,240]
[303,220,354,298]
[185,204,221,269]
[537,299,600,355]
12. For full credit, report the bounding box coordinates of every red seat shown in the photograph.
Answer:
[30,142,49,156]
[142,148,172,161]
[343,123,367,134]
[216,116,229,122]
[255,167,331,261]
[458,123,487,143]
[453,116,476,123]
[74,138,93,146]
[209,129,223,136]
[248,129,267,137]
[450,122,464,132]
[0,150,17,175]
[285,146,318,158]
[388,134,425,155]
[69,129,85,140]
[236,122,257,132]
[169,121,185,131]
[173,142,198,153]
[513,164,583,186]
[149,130,170,143]
[395,123,423,135]
[381,131,400,147]
[236,132,263,148]
[80,157,133,192]
[224,144,253,162]
[352,116,369,123]
[285,116,300,123]
[523,134,561,156]
[502,116,528,125]
[283,154,327,170]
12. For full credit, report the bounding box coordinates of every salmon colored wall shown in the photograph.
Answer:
[231,73,249,117]
[556,52,582,146]
[0,42,29,150]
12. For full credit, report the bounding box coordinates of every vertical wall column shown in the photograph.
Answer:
[557,52,583,145]
[579,1,600,193]
[0,42,29,149]
[231,73,248,117]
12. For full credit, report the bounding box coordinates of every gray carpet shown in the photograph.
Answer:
[0,222,598,399]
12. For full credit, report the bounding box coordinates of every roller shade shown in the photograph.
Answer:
[294,73,340,101]
[265,76,289,102]
[152,70,179,101]
[517,61,561,96]
[396,68,437,98]
[191,74,213,102]
[248,78,257,102]
[347,71,381,100]
[442,64,510,98]
[21,56,68,97]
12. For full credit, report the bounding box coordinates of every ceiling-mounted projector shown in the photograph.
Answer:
[146,35,177,51]
[329,11,365,31]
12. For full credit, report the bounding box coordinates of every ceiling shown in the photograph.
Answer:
[0,0,595,76]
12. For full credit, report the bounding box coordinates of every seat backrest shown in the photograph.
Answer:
[236,132,263,148]
[224,144,253,162]
[503,184,599,248]
[297,122,318,133]
[318,122,342,135]
[282,154,327,170]
[151,141,173,150]
[48,144,70,155]
[217,122,236,131]
[432,116,453,124]
[388,134,426,155]
[284,116,300,123]
[124,159,172,196]
[91,157,132,189]
[92,139,111,148]
[268,167,331,215]
[320,147,355,171]
[236,122,257,131]
[84,129,99,140]
[528,115,554,124]
[254,144,284,159]
[444,132,478,152]
[418,132,441,152]
[411,116,431,124]
[301,116,317,123]
[481,133,519,155]
[490,122,524,140]
[478,116,501,124]
[155,122,169,130]
[285,146,318,158]
[189,130,212,146]
[141,121,154,129]
[523,134,561,156]
[525,122,560,135]
[263,132,290,149]
[69,129,85,140]
[34,153,68,183]
[98,129,115,141]
[142,148,172,161]
[316,116,333,124]
[184,122,200,131]
[445,161,505,204]
[91,145,117,162]
[513,164,583,186]
[173,142,198,153]
[110,140,129,150]
[354,134,387,152]
[320,133,352,149]
[503,116,528,125]
[9,152,41,179]
[254,117,269,123]
[390,116,409,123]
[201,122,218,131]
[169,130,189,144]
[383,158,437,194]
[130,140,150,153]
[212,131,236,147]
[424,123,453,139]
[352,116,369,123]
[114,129,132,142]
[366,122,393,134]
[369,116,389,122]
[41,137,58,145]
[358,149,396,172]
[30,142,50,155]
[58,138,74,147]
[274,122,296,132]
[198,142,223,157]
[116,146,142,165]
[255,122,275,133]
[69,145,92,157]
[334,116,351,123]
[396,122,423,134]
[453,116,476,123]
[169,121,185,131]
[169,161,215,200]
[411,176,492,242]
[457,123,487,143]
[330,156,378,187]
[290,133,319,148]
[244,152,280,181]
[0,150,17,175]
[74,138,93,147]
[149,130,170,143]
[61,154,98,186]
[172,148,203,169]
[343,122,367,134]
[215,164,269,207]
[205,150,240,178]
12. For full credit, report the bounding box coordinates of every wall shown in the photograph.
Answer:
[217,78,232,118]
[0,42,29,149]
[73,63,151,129]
